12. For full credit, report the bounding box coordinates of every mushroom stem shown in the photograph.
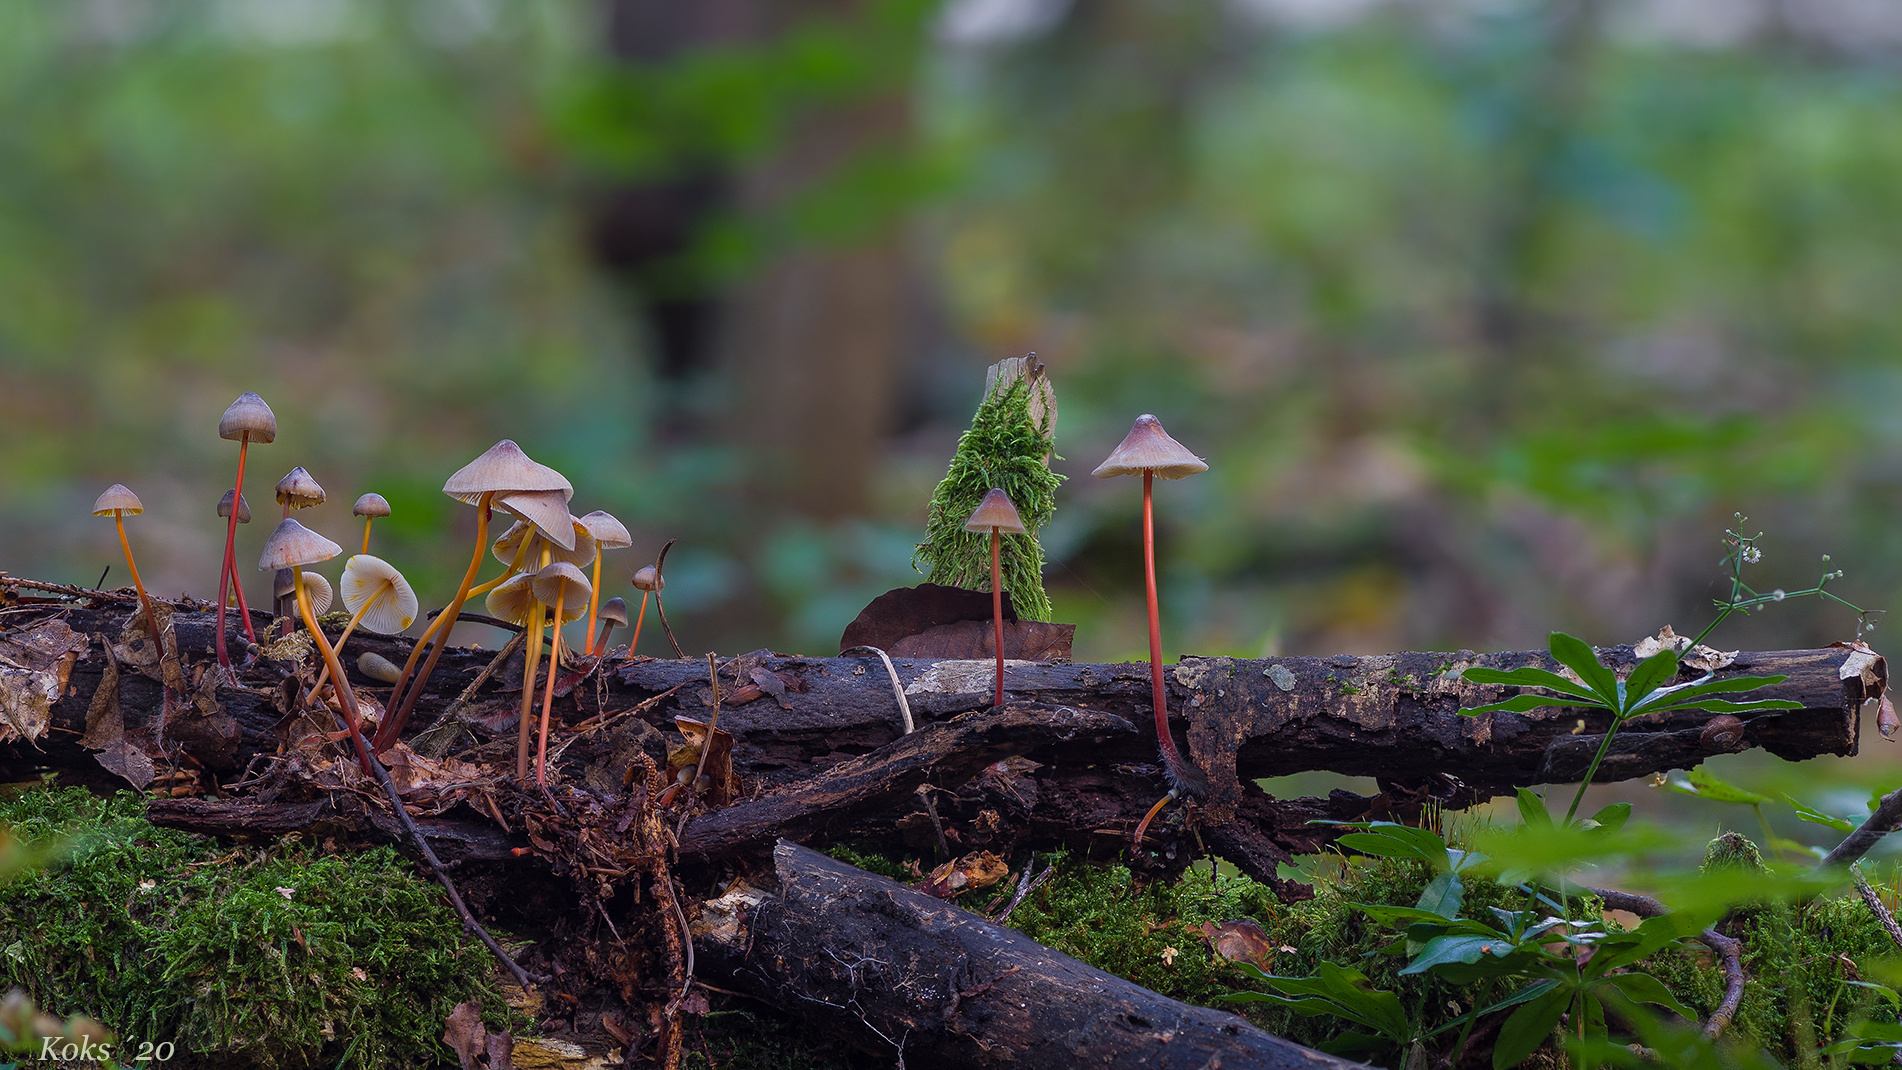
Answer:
[629,591,649,654]
[361,518,373,556]
[223,555,257,645]
[216,432,250,671]
[294,566,373,774]
[534,589,568,786]
[374,491,494,752]
[516,604,547,781]
[990,526,1005,709]
[114,511,164,662]
[594,617,616,655]
[1132,789,1177,848]
[309,582,387,699]
[585,555,604,656]
[1142,470,1202,795]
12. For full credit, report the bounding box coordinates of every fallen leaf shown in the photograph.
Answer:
[839,583,1018,654]
[889,619,1075,662]
[919,850,1010,899]
[1198,918,1278,971]
[0,620,87,744]
[1880,694,1898,740]
[443,1001,487,1070]
[93,738,154,790]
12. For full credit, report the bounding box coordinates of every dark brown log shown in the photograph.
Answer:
[692,840,1362,1070]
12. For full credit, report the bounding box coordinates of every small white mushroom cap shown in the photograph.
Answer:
[299,571,334,615]
[1091,414,1208,480]
[258,518,342,571]
[340,554,419,634]
[92,484,144,516]
[632,565,664,593]
[531,562,592,622]
[275,467,327,509]
[495,490,578,551]
[484,572,539,627]
[577,510,633,550]
[443,440,572,504]
[492,518,596,569]
[352,493,391,519]
[962,488,1027,535]
[219,392,278,444]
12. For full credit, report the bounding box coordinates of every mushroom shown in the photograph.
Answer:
[352,493,390,555]
[594,597,629,656]
[373,440,571,753]
[576,510,632,655]
[259,518,372,773]
[273,568,297,625]
[215,490,260,641]
[1093,414,1209,802]
[274,467,326,519]
[484,573,545,777]
[309,555,418,700]
[92,484,164,660]
[963,488,1027,710]
[215,391,275,670]
[529,562,591,785]
[629,565,663,655]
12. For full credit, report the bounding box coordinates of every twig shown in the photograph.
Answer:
[841,645,947,854]
[329,709,539,990]
[421,609,526,635]
[652,538,685,658]
[1585,886,1743,1039]
[1819,786,1902,871]
[992,859,1055,923]
[1855,867,1902,952]
[0,575,143,604]
[418,631,525,734]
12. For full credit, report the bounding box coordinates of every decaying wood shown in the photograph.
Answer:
[692,841,1360,1070]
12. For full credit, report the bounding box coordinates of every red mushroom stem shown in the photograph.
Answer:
[991,526,1005,709]
[216,432,251,670]
[1143,469,1203,795]
[373,490,494,751]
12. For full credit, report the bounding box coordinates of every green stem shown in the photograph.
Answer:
[1563,715,1625,825]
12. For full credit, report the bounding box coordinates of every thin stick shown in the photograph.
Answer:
[993,859,1055,923]
[1819,786,1902,871]
[1584,885,1743,1039]
[656,591,685,658]
[840,645,914,735]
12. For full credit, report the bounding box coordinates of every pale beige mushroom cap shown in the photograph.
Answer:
[491,518,595,569]
[598,596,629,628]
[219,392,278,444]
[340,554,419,634]
[92,484,144,516]
[442,440,572,504]
[259,517,342,571]
[577,510,633,550]
[495,490,578,551]
[531,562,592,622]
[298,571,334,615]
[963,488,1027,534]
[632,565,664,593]
[275,467,326,509]
[1091,414,1208,479]
[484,572,539,627]
[352,493,391,519]
[218,489,252,524]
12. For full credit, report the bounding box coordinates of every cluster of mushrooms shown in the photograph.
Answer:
[92,392,668,787]
[93,393,1208,825]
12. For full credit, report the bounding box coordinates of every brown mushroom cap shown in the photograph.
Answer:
[577,510,633,550]
[963,487,1027,534]
[632,565,664,593]
[484,572,539,626]
[442,439,573,504]
[218,489,252,524]
[1091,414,1208,479]
[219,392,278,444]
[352,493,391,519]
[495,490,578,551]
[340,554,419,634]
[275,467,327,509]
[531,562,592,622]
[92,484,144,516]
[258,517,342,571]
[598,596,629,628]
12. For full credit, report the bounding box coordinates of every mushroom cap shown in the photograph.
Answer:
[92,484,144,516]
[495,490,578,551]
[492,517,596,569]
[962,487,1027,534]
[340,554,419,634]
[531,562,592,621]
[598,596,629,628]
[632,565,664,593]
[275,467,327,509]
[1091,414,1208,479]
[484,572,539,627]
[274,568,296,600]
[218,489,252,524]
[577,510,633,550]
[298,571,334,615]
[352,493,391,519]
[442,439,572,504]
[258,517,342,571]
[219,392,278,444]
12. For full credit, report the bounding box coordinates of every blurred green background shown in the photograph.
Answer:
[4,0,1899,675]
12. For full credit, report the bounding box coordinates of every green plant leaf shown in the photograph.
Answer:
[1459,665,1605,702]
[1626,673,1792,713]
[1548,632,1620,707]
[1668,767,1770,806]
[1634,697,1805,716]
[1460,694,1600,716]
[1596,972,1696,1019]
[1334,822,1450,866]
[1494,983,1574,1070]
[1416,869,1465,920]
[1587,802,1632,835]
[1400,933,1515,975]
[1517,788,1552,828]
[1622,648,1681,711]
[1786,796,1855,833]
[1226,962,1409,1043]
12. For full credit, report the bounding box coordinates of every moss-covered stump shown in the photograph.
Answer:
[0,784,514,1070]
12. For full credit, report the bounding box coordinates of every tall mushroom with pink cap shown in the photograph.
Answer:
[963,488,1027,710]
[374,440,572,752]
[1093,414,1209,808]
[215,391,275,671]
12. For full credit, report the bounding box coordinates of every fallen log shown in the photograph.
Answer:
[691,840,1362,1070]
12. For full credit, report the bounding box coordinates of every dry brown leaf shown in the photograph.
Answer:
[1199,918,1278,971]
[0,619,86,744]
[919,850,1010,899]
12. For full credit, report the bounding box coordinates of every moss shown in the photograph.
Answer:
[912,371,1063,621]
[0,784,512,1070]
